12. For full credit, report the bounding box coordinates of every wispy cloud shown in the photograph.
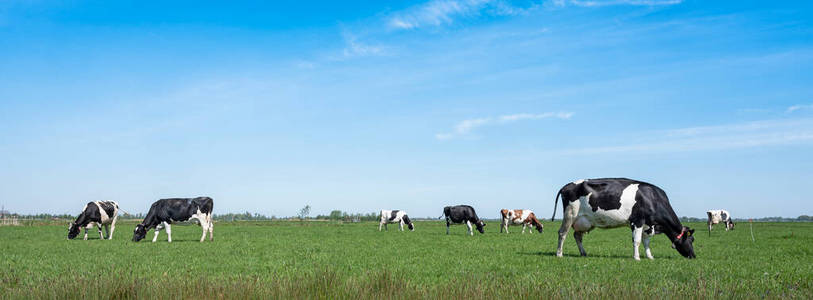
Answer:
[387,0,534,30]
[436,112,573,140]
[341,34,385,58]
[558,118,813,155]
[787,103,813,113]
[552,0,683,7]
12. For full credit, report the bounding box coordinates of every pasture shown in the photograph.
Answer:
[1,220,811,299]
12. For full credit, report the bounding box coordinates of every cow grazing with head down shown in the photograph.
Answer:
[379,210,414,231]
[68,201,119,240]
[132,197,213,243]
[441,205,486,236]
[552,178,696,260]
[707,209,734,235]
[500,209,543,234]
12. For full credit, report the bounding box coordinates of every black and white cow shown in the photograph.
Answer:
[707,209,734,235]
[68,201,119,240]
[379,210,414,231]
[551,178,696,260]
[441,205,486,236]
[132,197,214,243]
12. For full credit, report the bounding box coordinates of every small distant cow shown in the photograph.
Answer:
[68,201,119,240]
[379,210,414,231]
[132,197,214,243]
[707,209,734,235]
[552,178,696,260]
[441,205,486,236]
[500,209,543,234]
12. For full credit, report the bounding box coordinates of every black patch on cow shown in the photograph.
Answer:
[585,181,625,212]
[98,201,117,218]
[389,210,400,222]
[402,215,414,230]
[721,212,728,222]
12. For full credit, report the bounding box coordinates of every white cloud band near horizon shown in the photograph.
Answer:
[787,103,813,113]
[556,118,813,155]
[436,111,573,140]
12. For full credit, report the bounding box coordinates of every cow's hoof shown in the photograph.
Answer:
[634,257,641,261]
[556,253,563,257]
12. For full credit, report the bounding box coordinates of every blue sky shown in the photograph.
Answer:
[1,0,812,218]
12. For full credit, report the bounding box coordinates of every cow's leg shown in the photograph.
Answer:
[399,220,404,231]
[466,221,473,236]
[103,224,110,239]
[708,221,713,236]
[83,227,89,240]
[152,223,163,242]
[642,232,654,260]
[97,224,104,240]
[199,217,208,242]
[522,224,527,234]
[164,222,172,243]
[108,216,117,240]
[207,214,214,241]
[556,204,578,257]
[632,226,643,261]
[574,231,587,257]
[379,221,384,231]
[446,219,450,235]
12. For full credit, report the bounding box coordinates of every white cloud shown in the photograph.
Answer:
[787,103,813,113]
[342,35,384,58]
[436,111,573,140]
[558,118,813,155]
[387,0,533,30]
[554,0,683,7]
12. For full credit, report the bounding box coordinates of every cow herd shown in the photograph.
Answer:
[66,178,735,260]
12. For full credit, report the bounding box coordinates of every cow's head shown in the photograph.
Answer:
[475,220,486,234]
[132,224,147,242]
[727,221,735,230]
[535,223,544,233]
[402,215,415,231]
[672,226,696,259]
[67,222,81,240]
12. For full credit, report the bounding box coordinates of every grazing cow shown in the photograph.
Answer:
[379,210,415,231]
[68,201,119,240]
[441,205,486,235]
[706,209,734,235]
[551,178,696,260]
[132,197,214,243]
[499,209,543,234]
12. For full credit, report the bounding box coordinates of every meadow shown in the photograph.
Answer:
[0,220,811,299]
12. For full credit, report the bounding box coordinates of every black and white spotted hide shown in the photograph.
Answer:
[68,201,119,240]
[552,178,696,260]
[379,210,414,231]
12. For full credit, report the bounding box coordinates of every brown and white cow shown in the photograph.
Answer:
[499,209,543,234]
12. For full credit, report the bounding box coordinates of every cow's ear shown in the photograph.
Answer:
[688,229,695,236]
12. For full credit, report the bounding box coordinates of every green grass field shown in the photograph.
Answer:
[1,220,811,299]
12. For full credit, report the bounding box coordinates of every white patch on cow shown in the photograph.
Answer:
[575,184,639,229]
[572,179,586,185]
[94,202,110,224]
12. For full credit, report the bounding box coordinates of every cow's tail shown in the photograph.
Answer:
[551,188,562,221]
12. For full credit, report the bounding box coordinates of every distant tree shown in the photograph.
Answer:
[329,210,343,220]
[298,205,311,220]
